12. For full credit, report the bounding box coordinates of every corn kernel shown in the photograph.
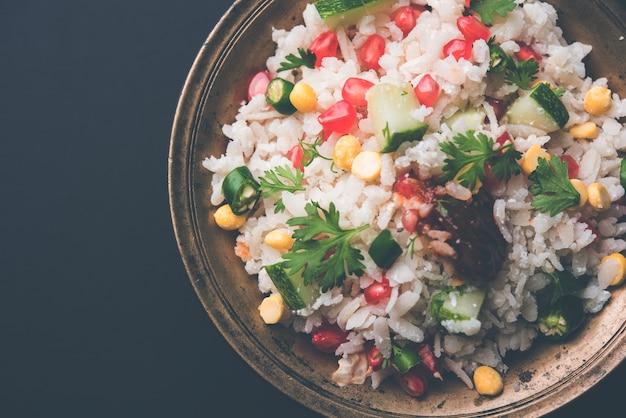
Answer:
[583,86,612,115]
[598,253,626,288]
[520,144,551,176]
[351,151,382,182]
[473,365,504,396]
[258,294,286,324]
[569,179,588,208]
[569,122,598,139]
[289,82,317,113]
[587,182,611,211]
[264,229,294,251]
[333,134,362,171]
[214,204,246,230]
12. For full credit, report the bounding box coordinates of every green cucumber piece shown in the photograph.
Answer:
[368,229,402,269]
[620,159,626,190]
[221,166,261,215]
[505,82,569,132]
[367,82,428,153]
[442,107,486,133]
[265,263,320,310]
[430,285,486,336]
[266,77,297,115]
[314,0,396,28]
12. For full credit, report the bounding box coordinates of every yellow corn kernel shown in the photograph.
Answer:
[333,134,362,171]
[520,144,551,176]
[453,163,482,194]
[351,151,382,182]
[583,86,612,115]
[569,179,588,208]
[587,182,611,211]
[258,294,286,324]
[289,82,317,113]
[599,253,626,287]
[214,204,246,230]
[569,122,598,139]
[473,365,504,396]
[529,80,554,89]
[449,277,467,287]
[264,229,294,251]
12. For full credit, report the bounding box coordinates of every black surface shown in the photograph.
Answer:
[1,1,623,417]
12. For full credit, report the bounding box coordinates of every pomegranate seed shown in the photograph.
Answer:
[394,368,429,397]
[559,154,579,179]
[309,31,339,67]
[247,71,271,101]
[391,6,417,37]
[393,173,434,202]
[365,342,384,371]
[311,323,347,354]
[443,38,472,61]
[514,41,542,62]
[457,15,491,42]
[485,97,506,121]
[364,277,392,304]
[416,343,443,381]
[341,77,374,107]
[414,74,440,108]
[359,34,385,70]
[318,100,357,135]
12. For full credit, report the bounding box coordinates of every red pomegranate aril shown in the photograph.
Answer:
[514,41,542,62]
[342,77,374,107]
[311,324,348,354]
[394,368,429,397]
[402,209,420,233]
[414,74,440,108]
[365,342,384,371]
[309,31,339,67]
[495,131,513,147]
[443,38,472,61]
[247,71,271,101]
[560,154,579,179]
[486,97,507,121]
[287,144,304,171]
[359,34,385,70]
[318,100,357,135]
[393,173,433,202]
[457,15,491,42]
[416,343,442,381]
[392,6,417,37]
[364,277,392,304]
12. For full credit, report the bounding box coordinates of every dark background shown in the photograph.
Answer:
[1,1,623,417]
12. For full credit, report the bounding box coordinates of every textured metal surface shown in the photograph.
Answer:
[168,1,626,416]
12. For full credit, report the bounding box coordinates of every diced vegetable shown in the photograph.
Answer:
[430,285,486,336]
[265,77,297,115]
[258,294,286,324]
[351,150,382,181]
[392,344,422,374]
[366,82,428,152]
[442,108,486,132]
[487,43,508,73]
[221,166,261,215]
[368,229,402,269]
[314,0,396,28]
[214,204,247,230]
[514,41,542,62]
[505,82,569,132]
[264,263,320,310]
[473,365,504,396]
[583,86,612,115]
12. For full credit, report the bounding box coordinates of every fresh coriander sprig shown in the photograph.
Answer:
[440,130,522,191]
[282,202,369,291]
[258,165,305,213]
[504,57,539,90]
[277,48,316,72]
[470,0,517,25]
[529,157,580,216]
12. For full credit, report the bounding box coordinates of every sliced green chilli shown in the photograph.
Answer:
[265,77,297,115]
[221,166,261,215]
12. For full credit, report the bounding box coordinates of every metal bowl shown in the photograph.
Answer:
[169,1,626,416]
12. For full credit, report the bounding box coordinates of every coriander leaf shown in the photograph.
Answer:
[470,0,517,25]
[529,157,580,216]
[282,202,368,291]
[504,58,539,90]
[440,130,522,191]
[299,135,331,168]
[277,48,316,72]
[258,164,305,198]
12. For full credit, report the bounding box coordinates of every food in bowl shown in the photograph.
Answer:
[202,0,626,400]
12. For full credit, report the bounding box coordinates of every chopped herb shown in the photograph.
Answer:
[470,0,517,25]
[440,130,522,191]
[258,164,305,213]
[299,136,332,168]
[282,202,369,291]
[529,157,580,216]
[504,57,540,90]
[277,48,316,72]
